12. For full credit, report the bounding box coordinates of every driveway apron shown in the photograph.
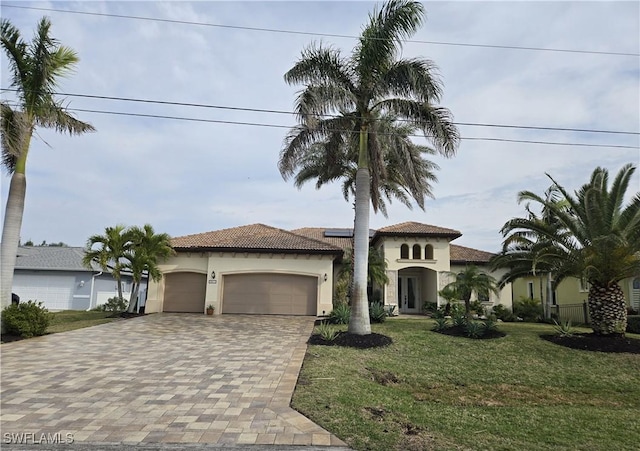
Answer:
[0,314,346,447]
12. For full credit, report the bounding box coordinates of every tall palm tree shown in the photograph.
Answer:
[280,0,459,335]
[492,164,640,335]
[0,17,95,311]
[83,225,130,303]
[288,114,440,218]
[123,224,173,313]
[444,265,499,317]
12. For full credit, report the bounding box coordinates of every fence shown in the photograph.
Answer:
[554,302,590,325]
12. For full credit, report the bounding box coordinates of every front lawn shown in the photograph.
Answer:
[292,319,640,451]
[46,310,119,334]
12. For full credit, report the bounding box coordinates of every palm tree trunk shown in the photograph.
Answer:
[348,126,371,335]
[0,173,27,320]
[127,282,139,313]
[115,274,124,303]
[588,282,627,335]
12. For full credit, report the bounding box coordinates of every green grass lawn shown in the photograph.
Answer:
[292,319,640,451]
[46,310,119,334]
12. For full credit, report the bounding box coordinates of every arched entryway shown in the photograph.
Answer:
[397,267,438,314]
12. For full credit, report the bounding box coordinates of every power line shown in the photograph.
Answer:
[3,87,638,136]
[3,4,638,58]
[52,106,640,150]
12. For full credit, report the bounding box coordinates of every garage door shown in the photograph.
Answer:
[13,273,74,310]
[163,272,206,313]
[223,273,317,315]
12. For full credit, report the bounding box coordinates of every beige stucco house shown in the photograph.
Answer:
[145,221,512,316]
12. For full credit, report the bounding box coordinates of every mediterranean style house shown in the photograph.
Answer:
[145,221,513,316]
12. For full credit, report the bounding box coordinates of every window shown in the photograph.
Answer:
[425,244,434,260]
[527,281,534,299]
[552,290,557,306]
[400,244,409,259]
[579,278,590,292]
[478,288,490,302]
[412,244,421,259]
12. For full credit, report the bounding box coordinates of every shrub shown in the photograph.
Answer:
[422,301,438,313]
[482,318,499,334]
[329,303,351,324]
[465,321,485,339]
[553,319,575,337]
[452,311,467,328]
[513,297,543,322]
[433,317,449,331]
[492,304,516,322]
[369,302,387,323]
[94,297,128,312]
[2,300,51,338]
[470,300,485,316]
[316,322,338,341]
[626,316,640,334]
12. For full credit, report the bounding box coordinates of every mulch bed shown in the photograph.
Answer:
[433,325,506,339]
[309,331,393,349]
[541,333,640,354]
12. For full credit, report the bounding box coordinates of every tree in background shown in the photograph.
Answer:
[83,225,130,302]
[280,0,458,335]
[444,265,499,318]
[0,17,95,313]
[123,224,173,313]
[492,164,640,335]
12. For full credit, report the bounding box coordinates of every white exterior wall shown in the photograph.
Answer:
[146,251,335,315]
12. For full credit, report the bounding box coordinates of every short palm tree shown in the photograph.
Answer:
[280,0,459,335]
[123,224,174,313]
[1,17,95,311]
[83,225,130,302]
[493,164,640,335]
[444,265,499,317]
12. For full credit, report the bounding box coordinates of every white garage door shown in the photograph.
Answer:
[13,274,74,310]
[223,273,317,315]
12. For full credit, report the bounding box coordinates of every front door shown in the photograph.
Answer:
[398,276,419,313]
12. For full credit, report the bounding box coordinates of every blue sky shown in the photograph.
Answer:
[1,0,639,252]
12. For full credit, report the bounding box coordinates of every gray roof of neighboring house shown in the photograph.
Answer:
[15,246,101,272]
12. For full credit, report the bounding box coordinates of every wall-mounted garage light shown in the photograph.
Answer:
[324,273,328,282]
[210,271,216,280]
[79,280,85,287]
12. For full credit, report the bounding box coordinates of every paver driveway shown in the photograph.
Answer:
[1,314,346,447]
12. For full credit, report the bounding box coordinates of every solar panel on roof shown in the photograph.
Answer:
[324,229,353,238]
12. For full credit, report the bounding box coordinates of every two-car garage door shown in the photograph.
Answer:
[223,273,317,315]
[162,272,317,315]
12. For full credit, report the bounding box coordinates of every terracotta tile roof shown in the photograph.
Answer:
[374,221,462,238]
[291,228,353,250]
[450,244,495,264]
[171,224,343,254]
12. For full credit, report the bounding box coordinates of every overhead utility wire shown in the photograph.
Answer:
[3,4,638,57]
[53,106,640,150]
[3,88,637,136]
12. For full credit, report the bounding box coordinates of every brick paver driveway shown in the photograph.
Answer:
[1,314,346,447]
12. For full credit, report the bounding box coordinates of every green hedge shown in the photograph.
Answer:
[2,300,51,338]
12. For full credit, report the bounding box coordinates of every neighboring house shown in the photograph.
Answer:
[12,246,147,311]
[145,221,512,316]
[512,275,640,314]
